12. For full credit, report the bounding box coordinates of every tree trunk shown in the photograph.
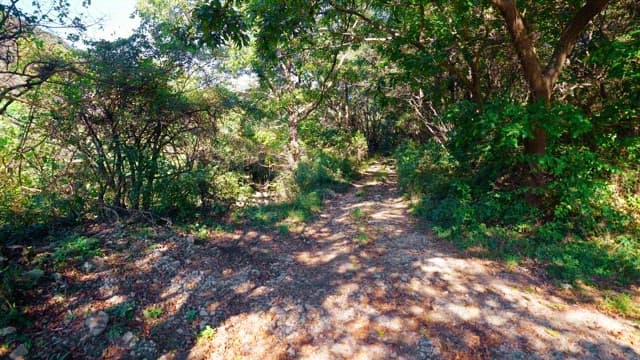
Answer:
[492,0,609,158]
[288,115,300,169]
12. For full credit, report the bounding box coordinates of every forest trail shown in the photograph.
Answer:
[27,161,640,359]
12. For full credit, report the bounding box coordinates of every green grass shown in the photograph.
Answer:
[185,309,198,322]
[351,207,364,220]
[143,306,163,320]
[374,169,388,182]
[108,301,136,320]
[236,191,324,228]
[133,226,154,239]
[52,235,102,268]
[504,254,520,271]
[355,232,370,245]
[277,224,290,235]
[197,325,216,343]
[603,293,639,319]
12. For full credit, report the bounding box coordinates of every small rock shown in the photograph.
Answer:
[0,326,16,336]
[106,295,128,306]
[81,261,95,273]
[561,283,573,290]
[9,344,28,360]
[199,309,209,317]
[287,347,296,357]
[121,331,138,349]
[85,311,109,336]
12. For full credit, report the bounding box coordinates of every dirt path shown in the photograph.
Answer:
[17,161,640,359]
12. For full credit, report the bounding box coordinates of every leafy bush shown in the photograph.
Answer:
[395,140,456,196]
[295,152,354,193]
[395,100,640,285]
[52,235,103,268]
[212,171,253,209]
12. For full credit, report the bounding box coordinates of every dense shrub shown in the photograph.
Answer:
[395,100,640,285]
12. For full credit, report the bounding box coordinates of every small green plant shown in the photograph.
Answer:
[603,293,639,319]
[185,309,198,322]
[504,254,520,271]
[277,224,290,235]
[52,235,102,268]
[135,227,153,239]
[197,325,216,343]
[143,306,163,320]
[147,243,161,251]
[355,189,366,197]
[107,326,123,341]
[109,301,136,320]
[351,207,364,220]
[374,169,388,182]
[355,233,370,245]
[195,226,209,241]
[64,312,76,322]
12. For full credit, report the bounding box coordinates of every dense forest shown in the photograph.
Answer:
[0,0,639,358]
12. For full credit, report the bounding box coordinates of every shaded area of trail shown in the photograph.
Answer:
[24,161,640,359]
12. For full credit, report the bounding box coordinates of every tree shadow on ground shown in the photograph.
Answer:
[20,164,640,359]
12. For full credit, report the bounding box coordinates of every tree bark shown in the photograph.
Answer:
[491,0,610,157]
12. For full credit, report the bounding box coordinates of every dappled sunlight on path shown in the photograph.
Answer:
[29,161,640,359]
[183,161,640,359]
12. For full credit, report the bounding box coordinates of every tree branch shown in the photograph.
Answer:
[491,0,546,99]
[544,0,610,87]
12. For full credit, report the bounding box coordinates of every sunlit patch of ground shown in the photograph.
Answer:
[14,161,640,359]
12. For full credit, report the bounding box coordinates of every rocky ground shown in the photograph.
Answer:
[2,162,640,359]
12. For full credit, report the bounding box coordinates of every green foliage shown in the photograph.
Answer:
[395,99,640,285]
[295,151,356,194]
[212,172,254,210]
[185,309,198,322]
[107,326,124,341]
[143,306,163,320]
[603,293,640,319]
[52,236,102,269]
[197,325,216,343]
[351,208,364,220]
[108,301,136,321]
[395,141,457,197]
[355,233,370,245]
[237,190,323,228]
[0,265,31,327]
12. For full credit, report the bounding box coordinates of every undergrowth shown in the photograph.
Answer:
[235,148,360,229]
[396,125,640,287]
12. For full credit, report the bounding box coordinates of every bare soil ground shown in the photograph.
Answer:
[5,162,640,359]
